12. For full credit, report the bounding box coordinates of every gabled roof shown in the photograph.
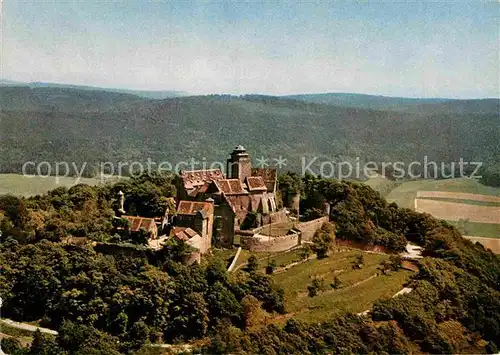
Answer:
[213,179,248,195]
[187,183,211,197]
[251,168,277,191]
[177,200,214,216]
[224,195,251,222]
[246,176,267,191]
[172,227,199,241]
[179,169,225,190]
[122,215,156,232]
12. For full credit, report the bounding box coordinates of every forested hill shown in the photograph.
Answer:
[0,81,189,99]
[284,93,449,110]
[284,93,500,114]
[1,86,498,176]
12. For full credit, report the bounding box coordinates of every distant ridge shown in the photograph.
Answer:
[282,92,499,114]
[0,85,498,177]
[0,80,190,99]
[283,92,451,110]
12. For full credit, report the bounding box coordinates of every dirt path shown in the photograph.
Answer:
[227,246,242,272]
[0,319,58,335]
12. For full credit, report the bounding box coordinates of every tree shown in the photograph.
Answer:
[352,254,364,269]
[206,281,243,323]
[132,228,150,245]
[127,321,150,350]
[389,255,402,271]
[242,295,265,329]
[29,330,61,355]
[311,222,336,258]
[166,292,209,341]
[265,259,277,275]
[331,275,341,289]
[379,260,391,275]
[1,338,23,354]
[246,255,259,273]
[300,244,311,260]
[308,278,326,297]
[277,172,302,211]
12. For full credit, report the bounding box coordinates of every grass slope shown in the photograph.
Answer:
[363,176,402,198]
[271,249,412,323]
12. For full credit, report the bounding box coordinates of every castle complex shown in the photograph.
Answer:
[175,145,284,248]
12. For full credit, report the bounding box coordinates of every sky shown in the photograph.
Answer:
[1,0,499,98]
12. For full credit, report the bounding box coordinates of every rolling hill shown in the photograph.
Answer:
[284,93,499,114]
[0,80,189,99]
[284,92,450,110]
[0,86,498,179]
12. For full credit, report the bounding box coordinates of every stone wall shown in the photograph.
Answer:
[260,210,288,225]
[240,232,300,252]
[94,242,148,258]
[295,216,329,241]
[239,216,329,252]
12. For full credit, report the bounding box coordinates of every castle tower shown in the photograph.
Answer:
[226,145,252,182]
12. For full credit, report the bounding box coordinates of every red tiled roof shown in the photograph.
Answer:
[177,200,214,216]
[122,215,156,232]
[180,169,225,190]
[225,195,251,222]
[251,168,276,192]
[246,176,267,191]
[187,183,211,197]
[214,179,248,195]
[173,227,199,241]
[251,168,276,181]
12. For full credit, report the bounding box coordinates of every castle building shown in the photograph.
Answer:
[176,145,283,246]
[173,199,214,254]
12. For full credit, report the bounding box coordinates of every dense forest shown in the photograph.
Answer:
[1,86,498,182]
[1,171,499,354]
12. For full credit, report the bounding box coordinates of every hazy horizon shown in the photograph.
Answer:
[2,1,498,99]
[2,78,500,100]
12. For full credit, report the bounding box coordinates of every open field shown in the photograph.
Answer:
[386,178,500,209]
[416,197,500,207]
[415,199,500,224]
[363,176,402,198]
[271,249,413,323]
[464,236,500,254]
[448,220,500,239]
[0,173,119,197]
[416,190,500,203]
